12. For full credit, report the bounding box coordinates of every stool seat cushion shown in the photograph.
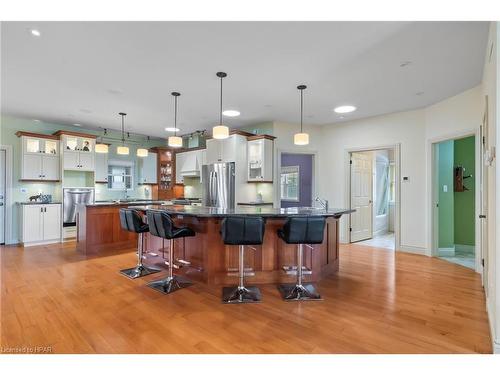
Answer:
[119,208,149,233]
[146,210,196,240]
[221,216,265,245]
[277,216,326,244]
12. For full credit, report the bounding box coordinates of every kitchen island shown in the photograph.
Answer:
[134,205,353,286]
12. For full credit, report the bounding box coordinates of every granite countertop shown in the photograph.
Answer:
[131,204,354,218]
[17,201,62,205]
[81,200,168,207]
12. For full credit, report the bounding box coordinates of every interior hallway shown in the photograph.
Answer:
[0,241,491,353]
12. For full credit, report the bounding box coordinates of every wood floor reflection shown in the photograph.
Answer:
[0,242,492,353]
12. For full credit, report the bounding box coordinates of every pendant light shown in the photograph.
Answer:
[116,112,129,155]
[136,148,148,157]
[212,72,229,139]
[294,85,309,146]
[95,128,109,153]
[168,92,183,148]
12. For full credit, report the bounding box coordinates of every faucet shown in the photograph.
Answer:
[315,197,329,211]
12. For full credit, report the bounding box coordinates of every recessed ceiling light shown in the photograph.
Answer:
[33,119,40,122]
[73,123,81,127]
[222,110,240,117]
[334,105,356,114]
[30,29,41,37]
[165,127,180,132]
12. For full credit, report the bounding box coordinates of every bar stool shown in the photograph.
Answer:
[119,208,161,279]
[277,216,326,301]
[220,216,265,304]
[146,210,195,294]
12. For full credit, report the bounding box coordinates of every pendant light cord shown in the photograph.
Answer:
[174,95,178,137]
[219,75,223,125]
[120,113,125,145]
[300,89,303,133]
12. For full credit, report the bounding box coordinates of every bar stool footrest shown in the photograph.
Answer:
[222,286,261,304]
[120,265,161,279]
[282,266,312,275]
[147,275,193,294]
[278,284,322,301]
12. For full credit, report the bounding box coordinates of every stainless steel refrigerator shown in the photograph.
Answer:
[202,162,235,209]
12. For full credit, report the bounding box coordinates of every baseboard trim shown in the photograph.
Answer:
[399,245,427,256]
[438,246,455,257]
[486,297,499,353]
[455,243,475,253]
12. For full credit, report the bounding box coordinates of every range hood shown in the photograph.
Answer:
[180,153,200,177]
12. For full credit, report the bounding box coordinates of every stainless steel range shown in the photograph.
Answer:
[63,188,95,226]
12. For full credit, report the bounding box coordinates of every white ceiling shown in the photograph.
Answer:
[1,21,489,138]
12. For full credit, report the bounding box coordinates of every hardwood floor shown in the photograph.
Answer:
[0,241,492,353]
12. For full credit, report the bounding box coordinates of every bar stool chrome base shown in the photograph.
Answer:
[120,265,161,279]
[278,283,322,301]
[147,275,193,294]
[222,286,262,304]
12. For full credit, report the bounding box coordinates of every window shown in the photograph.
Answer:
[107,161,134,190]
[280,165,300,201]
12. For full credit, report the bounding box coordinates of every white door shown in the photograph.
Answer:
[23,153,42,179]
[43,205,61,241]
[0,150,5,244]
[95,152,108,182]
[78,152,94,171]
[63,152,79,170]
[23,205,43,243]
[350,152,373,242]
[480,103,489,290]
[42,155,60,180]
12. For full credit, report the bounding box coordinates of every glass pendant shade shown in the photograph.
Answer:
[213,125,229,139]
[117,145,129,155]
[95,143,109,153]
[294,132,309,146]
[168,136,183,148]
[137,148,148,157]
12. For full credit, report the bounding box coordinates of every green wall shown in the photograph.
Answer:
[454,136,475,246]
[438,140,454,249]
[0,115,166,243]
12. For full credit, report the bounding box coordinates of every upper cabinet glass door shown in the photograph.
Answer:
[25,137,41,153]
[79,138,93,152]
[64,136,79,152]
[44,140,58,155]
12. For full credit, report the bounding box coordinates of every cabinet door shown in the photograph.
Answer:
[140,152,157,184]
[63,152,79,170]
[78,152,94,171]
[175,152,186,184]
[23,137,42,154]
[23,205,43,243]
[41,155,60,180]
[221,136,236,162]
[95,152,108,182]
[205,139,221,164]
[43,205,61,241]
[78,138,95,153]
[23,154,42,179]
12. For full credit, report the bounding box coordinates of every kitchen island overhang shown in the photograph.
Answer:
[134,205,354,286]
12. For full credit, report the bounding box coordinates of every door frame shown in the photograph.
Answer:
[344,144,401,251]
[427,129,481,273]
[275,148,318,208]
[0,145,14,245]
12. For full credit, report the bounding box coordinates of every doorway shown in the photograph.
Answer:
[280,153,313,208]
[349,148,397,251]
[0,149,6,244]
[433,135,476,270]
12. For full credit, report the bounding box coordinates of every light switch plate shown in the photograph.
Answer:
[20,188,27,193]
[443,185,448,192]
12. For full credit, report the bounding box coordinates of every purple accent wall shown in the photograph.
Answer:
[281,153,313,208]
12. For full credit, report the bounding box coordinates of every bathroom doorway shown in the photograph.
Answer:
[433,135,476,269]
[349,147,397,251]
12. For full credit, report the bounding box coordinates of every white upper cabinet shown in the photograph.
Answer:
[61,134,95,171]
[95,152,108,183]
[138,151,157,184]
[247,137,274,182]
[205,135,245,164]
[175,151,187,184]
[18,135,60,181]
[175,149,205,184]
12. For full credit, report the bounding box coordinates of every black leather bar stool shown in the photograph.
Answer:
[146,210,195,294]
[119,208,161,279]
[220,216,265,304]
[277,216,326,301]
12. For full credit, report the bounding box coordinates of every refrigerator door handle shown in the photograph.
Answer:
[213,171,218,206]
